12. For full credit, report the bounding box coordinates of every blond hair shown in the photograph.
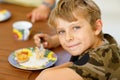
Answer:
[48,0,101,28]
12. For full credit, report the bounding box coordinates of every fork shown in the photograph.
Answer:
[39,37,45,51]
[39,44,44,51]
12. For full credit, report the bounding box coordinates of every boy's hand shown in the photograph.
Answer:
[33,33,53,49]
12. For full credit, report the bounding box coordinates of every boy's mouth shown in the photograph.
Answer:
[66,43,81,50]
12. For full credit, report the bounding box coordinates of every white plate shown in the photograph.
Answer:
[8,47,57,70]
[0,9,11,22]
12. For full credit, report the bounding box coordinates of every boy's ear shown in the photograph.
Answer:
[94,19,102,35]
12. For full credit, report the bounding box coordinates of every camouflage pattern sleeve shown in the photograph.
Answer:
[69,42,120,80]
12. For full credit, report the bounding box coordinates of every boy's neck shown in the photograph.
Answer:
[92,38,104,48]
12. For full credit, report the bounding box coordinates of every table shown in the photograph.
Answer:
[0,3,71,80]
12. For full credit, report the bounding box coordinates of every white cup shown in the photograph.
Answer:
[12,21,32,41]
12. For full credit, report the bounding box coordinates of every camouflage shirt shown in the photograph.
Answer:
[70,34,120,80]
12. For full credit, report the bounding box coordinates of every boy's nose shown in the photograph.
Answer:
[65,32,74,42]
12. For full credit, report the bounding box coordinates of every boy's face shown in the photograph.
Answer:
[56,17,101,56]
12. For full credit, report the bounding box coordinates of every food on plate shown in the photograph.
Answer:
[15,49,32,63]
[8,47,57,70]
[35,47,45,59]
[18,47,47,69]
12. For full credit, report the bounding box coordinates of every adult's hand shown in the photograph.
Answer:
[27,4,51,23]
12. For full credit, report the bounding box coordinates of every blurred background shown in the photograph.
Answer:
[0,0,42,7]
[94,0,120,44]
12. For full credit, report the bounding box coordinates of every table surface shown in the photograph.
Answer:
[0,2,71,80]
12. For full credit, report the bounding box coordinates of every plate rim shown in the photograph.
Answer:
[0,9,11,22]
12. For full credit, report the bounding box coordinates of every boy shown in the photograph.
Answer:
[34,0,120,80]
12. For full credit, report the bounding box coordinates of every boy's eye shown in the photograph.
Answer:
[57,30,65,35]
[73,26,80,30]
